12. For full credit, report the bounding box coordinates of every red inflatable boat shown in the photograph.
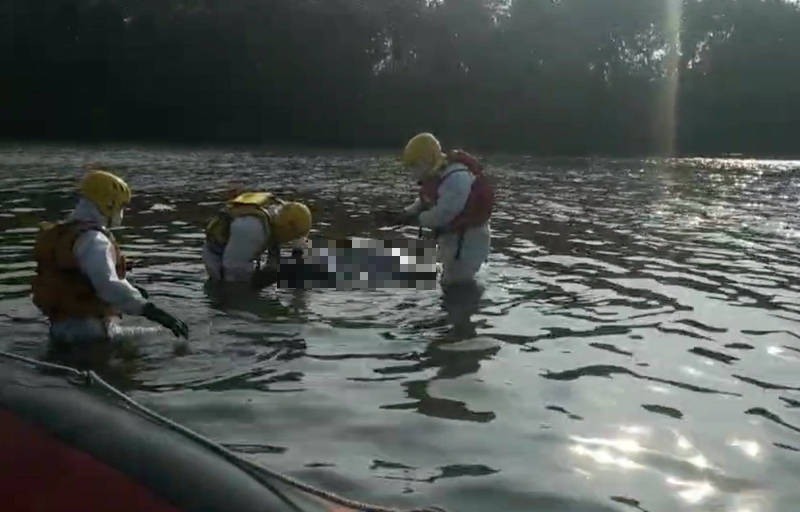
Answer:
[0,351,444,512]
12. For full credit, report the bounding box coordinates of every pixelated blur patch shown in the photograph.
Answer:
[277,238,437,290]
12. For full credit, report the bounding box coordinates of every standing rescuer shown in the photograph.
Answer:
[392,132,494,287]
[31,170,189,343]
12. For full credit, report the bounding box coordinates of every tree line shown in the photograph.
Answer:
[2,0,799,156]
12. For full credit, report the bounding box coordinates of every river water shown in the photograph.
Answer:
[1,143,799,512]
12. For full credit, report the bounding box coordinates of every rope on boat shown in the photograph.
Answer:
[0,350,447,512]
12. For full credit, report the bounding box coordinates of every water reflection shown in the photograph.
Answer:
[43,337,142,391]
[202,279,309,322]
[569,425,765,510]
[1,147,799,512]
[440,281,485,341]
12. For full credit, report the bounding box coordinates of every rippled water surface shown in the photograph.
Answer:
[2,143,800,512]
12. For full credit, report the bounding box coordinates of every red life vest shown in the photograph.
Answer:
[418,150,494,233]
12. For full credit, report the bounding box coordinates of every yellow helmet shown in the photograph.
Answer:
[80,170,132,218]
[272,202,312,243]
[402,132,446,174]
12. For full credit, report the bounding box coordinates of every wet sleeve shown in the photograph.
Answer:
[222,216,267,282]
[418,170,474,229]
[73,231,147,315]
[403,198,425,215]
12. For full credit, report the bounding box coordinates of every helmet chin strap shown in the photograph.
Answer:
[108,208,124,228]
[411,162,436,182]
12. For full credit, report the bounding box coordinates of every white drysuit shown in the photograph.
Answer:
[49,198,149,344]
[202,216,269,283]
[404,163,491,286]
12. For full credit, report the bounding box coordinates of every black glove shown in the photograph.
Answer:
[142,302,189,339]
[375,210,395,226]
[378,210,417,227]
[251,266,279,289]
[394,211,419,226]
[134,284,149,299]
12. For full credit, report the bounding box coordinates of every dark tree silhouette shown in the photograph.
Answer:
[1,0,798,156]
